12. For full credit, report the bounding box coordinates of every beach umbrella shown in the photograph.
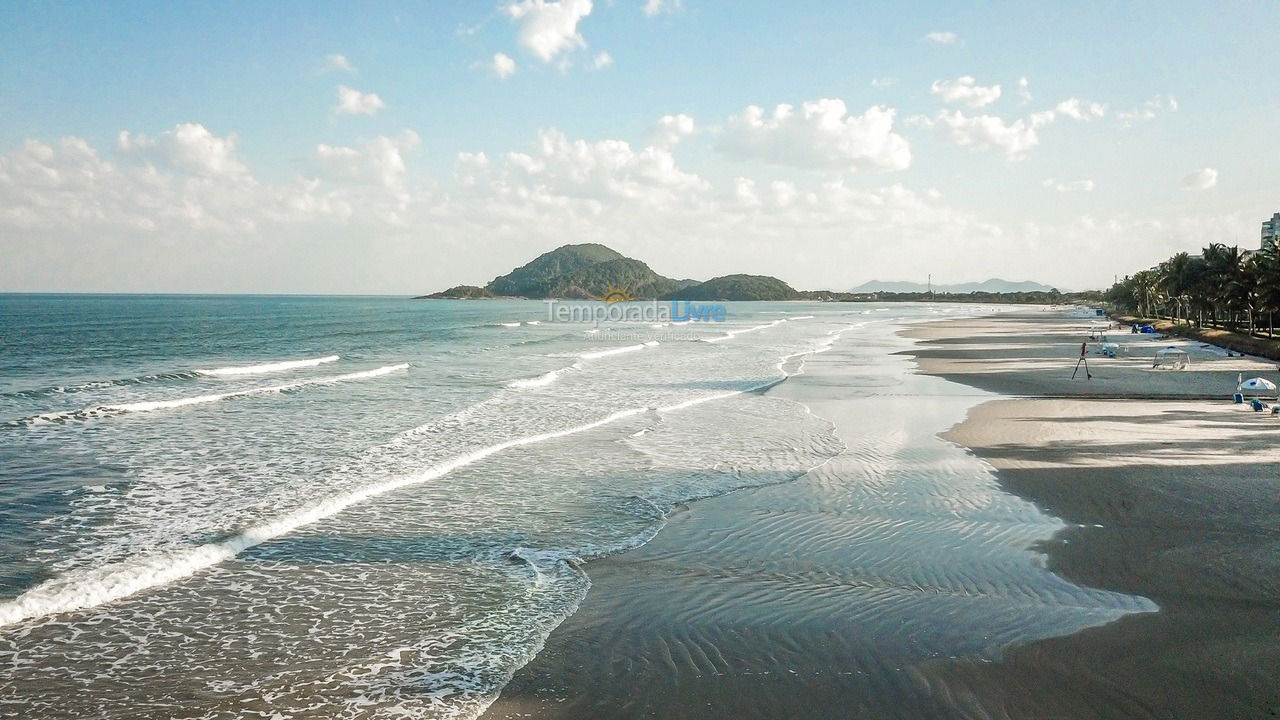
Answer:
[1237,377,1277,395]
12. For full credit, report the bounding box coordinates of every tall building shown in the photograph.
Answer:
[1264,212,1280,251]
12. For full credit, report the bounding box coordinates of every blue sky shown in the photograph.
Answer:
[1,0,1277,292]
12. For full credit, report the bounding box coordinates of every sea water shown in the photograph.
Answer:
[0,296,1147,718]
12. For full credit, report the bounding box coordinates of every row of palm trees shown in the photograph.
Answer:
[1105,242,1280,337]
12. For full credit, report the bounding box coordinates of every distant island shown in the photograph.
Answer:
[415,243,1093,303]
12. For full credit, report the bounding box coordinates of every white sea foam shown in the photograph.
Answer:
[197,355,340,376]
[702,319,786,343]
[499,322,521,328]
[0,326,858,628]
[578,341,658,360]
[0,405,646,628]
[19,364,409,425]
[506,362,581,389]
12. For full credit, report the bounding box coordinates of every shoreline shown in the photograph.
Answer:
[898,311,1280,718]
[482,307,1268,719]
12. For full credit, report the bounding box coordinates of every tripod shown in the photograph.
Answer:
[1071,341,1092,380]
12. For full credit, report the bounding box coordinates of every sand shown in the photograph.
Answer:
[483,308,1280,719]
[907,310,1280,718]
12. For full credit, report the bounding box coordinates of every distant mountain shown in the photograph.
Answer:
[414,285,495,299]
[481,243,689,299]
[418,243,799,301]
[663,274,799,301]
[849,278,1057,294]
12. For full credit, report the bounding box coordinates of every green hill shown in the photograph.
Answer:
[664,274,799,301]
[418,243,800,301]
[486,243,628,297]
[415,285,495,299]
[539,257,683,299]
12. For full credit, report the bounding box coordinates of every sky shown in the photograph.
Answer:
[1,0,1277,294]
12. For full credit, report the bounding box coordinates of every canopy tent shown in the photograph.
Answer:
[1238,377,1277,395]
[1153,347,1189,369]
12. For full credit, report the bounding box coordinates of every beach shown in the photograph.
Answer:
[485,308,1280,719]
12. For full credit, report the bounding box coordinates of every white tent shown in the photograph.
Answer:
[1153,347,1189,369]
[1238,377,1277,395]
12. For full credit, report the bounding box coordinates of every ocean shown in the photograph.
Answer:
[0,296,1150,718]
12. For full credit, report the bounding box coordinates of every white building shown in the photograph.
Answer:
[1263,212,1280,251]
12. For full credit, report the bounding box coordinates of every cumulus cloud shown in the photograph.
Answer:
[334,85,386,115]
[652,113,695,148]
[870,77,895,88]
[1016,77,1031,103]
[1,121,1255,294]
[460,128,709,204]
[117,123,249,177]
[931,76,1002,108]
[718,99,911,171]
[1042,178,1096,192]
[591,51,613,69]
[924,31,960,45]
[323,54,356,74]
[1118,94,1178,126]
[491,52,518,78]
[1181,167,1218,190]
[504,0,594,62]
[1053,97,1106,120]
[916,97,1105,158]
[316,130,422,194]
[913,109,1056,158]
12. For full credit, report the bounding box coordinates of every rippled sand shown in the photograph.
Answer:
[484,309,1167,719]
[486,309,1280,719]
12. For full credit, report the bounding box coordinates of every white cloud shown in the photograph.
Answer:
[1053,97,1106,120]
[491,52,517,78]
[591,51,613,69]
[1016,76,1031,103]
[117,123,249,177]
[652,113,695,147]
[916,97,1104,158]
[0,122,1255,294]
[931,76,1002,108]
[914,109,1056,158]
[316,130,422,194]
[334,85,386,116]
[1042,178,1096,192]
[1118,94,1178,126]
[504,0,594,62]
[323,54,356,74]
[1181,167,1218,190]
[870,77,895,88]
[642,0,681,16]
[718,99,911,171]
[457,127,709,209]
[924,31,960,45]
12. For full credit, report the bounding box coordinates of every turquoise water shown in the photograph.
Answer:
[0,296,1150,718]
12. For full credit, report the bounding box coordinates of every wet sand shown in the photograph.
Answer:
[483,309,1280,719]
[906,310,1280,718]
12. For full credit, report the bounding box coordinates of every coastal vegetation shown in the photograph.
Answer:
[1106,243,1280,337]
[666,274,800,301]
[415,285,496,299]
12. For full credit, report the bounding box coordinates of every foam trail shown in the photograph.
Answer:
[0,329,854,627]
[500,322,521,328]
[702,319,786,343]
[0,406,647,628]
[18,364,409,425]
[197,355,340,377]
[578,341,658,360]
[507,362,580,389]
